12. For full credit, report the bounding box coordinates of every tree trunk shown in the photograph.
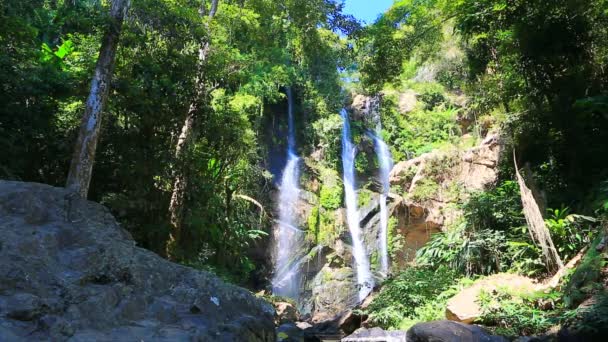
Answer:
[166,0,220,260]
[65,0,130,198]
[514,151,563,272]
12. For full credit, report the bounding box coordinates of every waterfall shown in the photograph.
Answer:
[272,88,303,300]
[369,131,394,275]
[341,109,373,302]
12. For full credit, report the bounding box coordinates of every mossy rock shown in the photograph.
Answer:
[317,209,343,246]
[319,168,343,210]
[358,188,374,208]
[409,178,439,202]
[307,206,345,247]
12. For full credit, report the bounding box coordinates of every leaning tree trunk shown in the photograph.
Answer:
[514,151,563,272]
[166,0,220,260]
[65,0,130,198]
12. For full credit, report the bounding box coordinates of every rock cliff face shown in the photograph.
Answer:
[388,132,502,268]
[270,91,502,322]
[0,181,276,341]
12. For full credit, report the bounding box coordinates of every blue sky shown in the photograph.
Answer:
[342,0,393,24]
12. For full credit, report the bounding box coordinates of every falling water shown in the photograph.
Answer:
[341,109,373,302]
[272,88,303,300]
[369,131,394,275]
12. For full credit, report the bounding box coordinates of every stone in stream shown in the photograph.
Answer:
[342,327,407,342]
[0,181,275,341]
[275,301,300,325]
[406,320,508,342]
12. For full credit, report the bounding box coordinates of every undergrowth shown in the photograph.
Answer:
[359,267,472,330]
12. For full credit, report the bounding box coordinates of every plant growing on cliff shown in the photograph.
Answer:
[319,168,344,210]
[387,216,403,262]
[363,266,459,329]
[409,179,440,203]
[416,222,507,276]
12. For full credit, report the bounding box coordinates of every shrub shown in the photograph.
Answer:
[362,267,462,329]
[477,290,558,337]
[416,222,507,276]
[320,184,343,209]
[409,178,439,202]
[545,207,597,262]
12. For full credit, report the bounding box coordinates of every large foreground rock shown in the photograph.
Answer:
[0,181,275,341]
[407,321,508,342]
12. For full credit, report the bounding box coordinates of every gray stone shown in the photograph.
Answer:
[277,323,305,342]
[406,320,508,342]
[343,327,407,342]
[0,181,276,342]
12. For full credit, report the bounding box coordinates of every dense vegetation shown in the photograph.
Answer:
[1,0,608,338]
[354,0,608,335]
[0,0,358,284]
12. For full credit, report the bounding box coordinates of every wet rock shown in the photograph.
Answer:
[5,293,47,321]
[0,181,275,341]
[337,310,367,336]
[343,327,407,342]
[277,323,305,342]
[350,94,381,123]
[406,320,508,342]
[275,301,300,324]
[310,266,358,322]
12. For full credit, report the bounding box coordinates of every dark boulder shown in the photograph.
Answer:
[406,320,508,342]
[0,181,276,341]
[343,327,407,342]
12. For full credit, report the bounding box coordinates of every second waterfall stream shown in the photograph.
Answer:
[341,109,374,302]
[369,131,393,275]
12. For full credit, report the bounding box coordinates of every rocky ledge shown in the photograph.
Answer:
[0,181,276,341]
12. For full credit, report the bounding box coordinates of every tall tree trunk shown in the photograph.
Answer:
[514,151,563,272]
[166,0,220,260]
[65,0,130,198]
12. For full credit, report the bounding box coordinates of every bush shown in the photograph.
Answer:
[362,267,465,329]
[416,222,507,276]
[477,289,558,337]
[320,184,343,209]
[416,180,600,277]
[545,207,597,262]
[379,87,460,161]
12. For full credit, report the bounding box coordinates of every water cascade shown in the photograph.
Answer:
[272,88,303,300]
[341,109,374,302]
[369,131,394,275]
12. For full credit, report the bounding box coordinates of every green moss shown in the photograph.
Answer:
[319,168,343,210]
[322,268,334,282]
[370,250,379,270]
[355,151,369,174]
[317,209,341,246]
[443,180,463,203]
[320,184,343,209]
[409,179,439,202]
[387,216,402,260]
[358,188,374,208]
[307,206,320,243]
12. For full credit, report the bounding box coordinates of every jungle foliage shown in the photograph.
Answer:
[359,0,608,334]
[0,0,359,284]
